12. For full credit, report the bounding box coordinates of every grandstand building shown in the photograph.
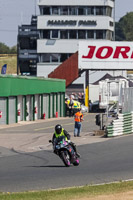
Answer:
[17,0,115,77]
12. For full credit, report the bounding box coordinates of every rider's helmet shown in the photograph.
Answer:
[55,124,62,134]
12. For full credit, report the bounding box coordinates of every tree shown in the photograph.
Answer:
[0,42,17,54]
[115,12,133,41]
[115,22,125,41]
[10,45,17,54]
[0,42,10,54]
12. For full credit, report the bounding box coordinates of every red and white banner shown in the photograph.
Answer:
[78,41,133,70]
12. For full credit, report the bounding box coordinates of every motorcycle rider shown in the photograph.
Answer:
[52,124,80,157]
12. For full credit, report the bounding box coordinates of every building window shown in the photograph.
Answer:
[51,54,59,62]
[69,7,77,15]
[39,7,43,15]
[42,7,50,15]
[60,30,68,39]
[60,7,68,15]
[40,6,112,16]
[41,54,59,63]
[96,7,104,15]
[43,30,50,39]
[41,54,50,62]
[110,21,114,27]
[19,37,30,49]
[52,6,59,15]
[87,6,94,15]
[60,54,68,62]
[78,7,86,15]
[29,38,36,49]
[51,30,59,39]
[69,30,77,39]
[87,30,94,39]
[106,30,112,40]
[96,30,104,39]
[69,53,73,57]
[107,7,112,17]
[40,53,72,63]
[78,30,86,39]
[39,5,113,16]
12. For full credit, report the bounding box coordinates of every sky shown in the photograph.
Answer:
[0,0,133,47]
[0,0,39,47]
[0,0,133,83]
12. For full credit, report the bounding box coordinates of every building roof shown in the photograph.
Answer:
[93,73,113,85]
[92,73,133,87]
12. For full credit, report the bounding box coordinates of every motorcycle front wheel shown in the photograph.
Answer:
[73,159,80,166]
[60,151,71,167]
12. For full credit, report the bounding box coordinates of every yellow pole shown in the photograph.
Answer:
[85,86,89,108]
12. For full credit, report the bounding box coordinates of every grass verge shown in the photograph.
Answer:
[0,181,133,200]
[0,54,17,74]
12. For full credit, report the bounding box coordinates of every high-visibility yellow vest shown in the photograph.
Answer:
[67,100,81,109]
[73,101,81,109]
[54,128,68,141]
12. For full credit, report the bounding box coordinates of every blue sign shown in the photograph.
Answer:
[1,64,7,74]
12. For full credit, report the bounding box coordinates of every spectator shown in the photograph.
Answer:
[68,95,74,117]
[71,93,75,99]
[81,93,85,105]
[65,98,69,116]
[78,93,82,103]
[74,108,84,137]
[89,100,92,112]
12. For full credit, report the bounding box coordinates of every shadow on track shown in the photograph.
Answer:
[26,165,66,168]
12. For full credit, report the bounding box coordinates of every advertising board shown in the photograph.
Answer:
[78,41,133,70]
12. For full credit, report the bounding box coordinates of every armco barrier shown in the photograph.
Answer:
[106,112,133,137]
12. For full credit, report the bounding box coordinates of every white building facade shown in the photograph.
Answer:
[37,0,115,77]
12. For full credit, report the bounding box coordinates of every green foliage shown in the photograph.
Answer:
[115,22,125,41]
[10,45,17,54]
[115,12,133,41]
[0,42,17,54]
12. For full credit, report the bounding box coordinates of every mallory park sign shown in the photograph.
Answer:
[78,41,133,70]
[47,20,97,26]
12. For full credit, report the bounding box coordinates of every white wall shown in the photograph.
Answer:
[89,84,99,102]
[37,63,59,77]
[37,39,78,53]
[37,15,113,31]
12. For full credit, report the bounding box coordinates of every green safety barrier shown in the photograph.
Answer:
[106,112,133,137]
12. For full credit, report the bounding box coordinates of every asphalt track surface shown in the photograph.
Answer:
[0,114,133,192]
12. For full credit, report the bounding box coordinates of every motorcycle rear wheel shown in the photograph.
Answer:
[60,151,71,167]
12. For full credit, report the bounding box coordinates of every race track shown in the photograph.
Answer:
[0,133,133,192]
